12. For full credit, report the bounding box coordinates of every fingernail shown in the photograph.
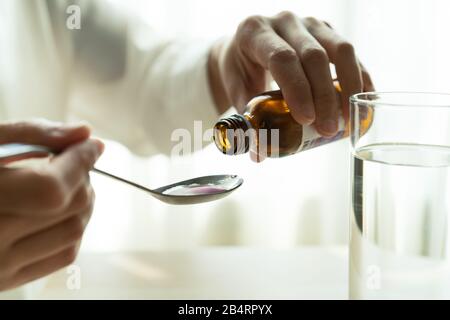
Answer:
[319,119,338,135]
[302,116,315,125]
[301,107,315,124]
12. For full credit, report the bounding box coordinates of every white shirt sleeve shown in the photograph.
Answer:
[4,0,220,156]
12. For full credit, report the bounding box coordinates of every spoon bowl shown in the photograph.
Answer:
[152,174,243,205]
[0,143,243,205]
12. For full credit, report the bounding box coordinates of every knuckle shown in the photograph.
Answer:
[62,246,78,266]
[67,217,85,241]
[31,171,67,211]
[301,47,328,65]
[276,11,296,21]
[269,48,298,66]
[236,15,268,49]
[238,15,267,34]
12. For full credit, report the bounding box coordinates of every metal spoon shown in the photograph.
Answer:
[0,143,243,205]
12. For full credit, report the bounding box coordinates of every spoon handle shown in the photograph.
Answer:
[91,167,155,194]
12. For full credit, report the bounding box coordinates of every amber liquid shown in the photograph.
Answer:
[243,91,303,157]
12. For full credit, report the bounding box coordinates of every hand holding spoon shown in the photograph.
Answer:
[0,143,243,205]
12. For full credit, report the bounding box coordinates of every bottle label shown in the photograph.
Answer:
[298,117,347,152]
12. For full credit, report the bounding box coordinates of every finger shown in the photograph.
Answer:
[46,139,103,207]
[0,120,91,151]
[237,16,315,124]
[273,12,338,136]
[0,140,102,214]
[8,214,86,270]
[359,61,375,92]
[303,18,363,121]
[8,246,79,291]
[219,40,267,111]
[0,167,67,214]
[0,185,94,246]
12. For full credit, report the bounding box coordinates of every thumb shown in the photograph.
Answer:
[0,120,91,150]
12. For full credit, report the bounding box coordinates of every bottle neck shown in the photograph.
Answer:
[213,114,251,155]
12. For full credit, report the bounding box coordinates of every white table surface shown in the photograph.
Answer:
[34,246,348,300]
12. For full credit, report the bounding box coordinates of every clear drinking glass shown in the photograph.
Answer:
[349,92,450,299]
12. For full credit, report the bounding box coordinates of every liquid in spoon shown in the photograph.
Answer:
[162,183,227,196]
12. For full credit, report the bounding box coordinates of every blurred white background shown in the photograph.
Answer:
[83,0,450,252]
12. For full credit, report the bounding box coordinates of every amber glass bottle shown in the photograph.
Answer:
[213,83,373,159]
